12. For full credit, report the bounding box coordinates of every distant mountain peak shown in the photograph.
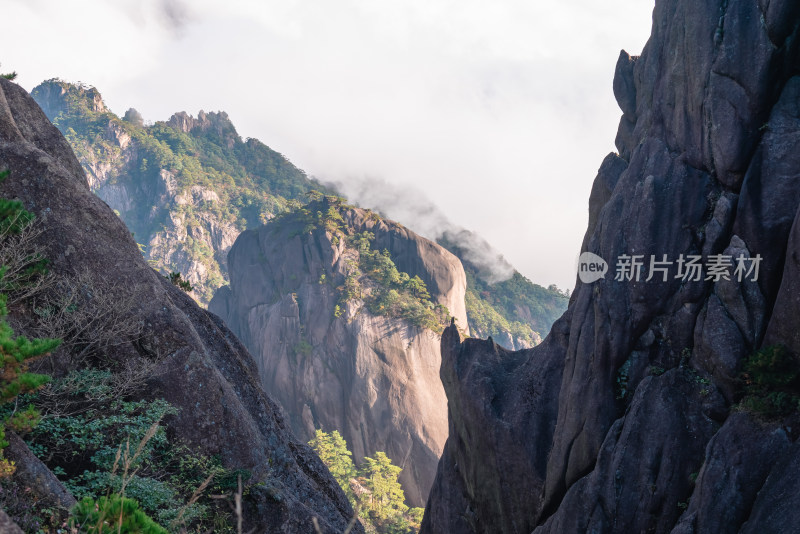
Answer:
[166,109,238,141]
[31,79,106,121]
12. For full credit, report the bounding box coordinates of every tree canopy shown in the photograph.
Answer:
[309,430,424,533]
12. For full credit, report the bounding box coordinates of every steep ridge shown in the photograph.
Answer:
[0,78,360,532]
[210,197,468,506]
[423,2,800,533]
[31,80,320,305]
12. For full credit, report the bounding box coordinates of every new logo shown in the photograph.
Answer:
[578,252,608,283]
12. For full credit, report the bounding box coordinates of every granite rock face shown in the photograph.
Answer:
[210,202,468,506]
[0,78,360,533]
[423,2,800,532]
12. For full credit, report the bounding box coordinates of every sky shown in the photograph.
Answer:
[1,0,654,290]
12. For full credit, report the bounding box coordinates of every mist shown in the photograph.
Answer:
[1,0,655,290]
[328,177,516,284]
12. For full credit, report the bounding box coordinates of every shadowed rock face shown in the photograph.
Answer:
[0,78,361,534]
[423,2,800,533]
[210,202,468,506]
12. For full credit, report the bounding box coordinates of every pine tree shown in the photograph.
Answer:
[70,495,168,534]
[310,430,423,532]
[168,271,193,292]
[0,65,17,81]
[309,429,357,503]
[0,275,60,477]
[360,451,408,523]
[0,174,60,476]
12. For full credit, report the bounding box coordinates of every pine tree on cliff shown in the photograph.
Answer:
[0,292,59,477]
[0,175,61,476]
[0,65,16,81]
[361,452,408,523]
[309,429,357,503]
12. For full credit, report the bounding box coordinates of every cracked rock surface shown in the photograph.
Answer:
[422,2,800,532]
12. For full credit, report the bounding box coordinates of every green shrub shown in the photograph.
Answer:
[407,507,424,530]
[739,345,800,417]
[69,494,168,534]
[168,272,193,292]
[615,358,632,400]
[345,232,450,331]
[19,368,246,531]
[29,396,175,471]
[741,345,799,389]
[292,339,313,357]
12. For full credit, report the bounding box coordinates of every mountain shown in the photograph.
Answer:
[209,196,468,507]
[30,80,567,347]
[31,79,322,305]
[0,77,359,532]
[438,229,568,350]
[423,2,800,533]
[23,76,573,525]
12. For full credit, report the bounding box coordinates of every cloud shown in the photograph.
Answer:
[1,0,655,290]
[327,176,515,283]
[440,227,515,284]
[159,0,192,33]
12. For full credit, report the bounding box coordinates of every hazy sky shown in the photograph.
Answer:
[2,0,654,290]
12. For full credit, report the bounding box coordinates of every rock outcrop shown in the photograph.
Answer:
[30,80,316,305]
[423,2,800,533]
[210,200,468,506]
[0,77,360,533]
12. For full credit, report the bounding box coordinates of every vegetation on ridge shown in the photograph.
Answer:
[0,64,16,81]
[34,79,566,348]
[16,369,250,531]
[32,79,324,305]
[739,345,800,418]
[271,197,452,331]
[349,231,450,331]
[439,234,568,347]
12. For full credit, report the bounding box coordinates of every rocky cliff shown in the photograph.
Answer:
[31,80,318,305]
[0,78,360,532]
[210,198,468,507]
[423,1,800,533]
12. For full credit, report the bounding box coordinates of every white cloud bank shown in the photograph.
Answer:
[2,0,654,289]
